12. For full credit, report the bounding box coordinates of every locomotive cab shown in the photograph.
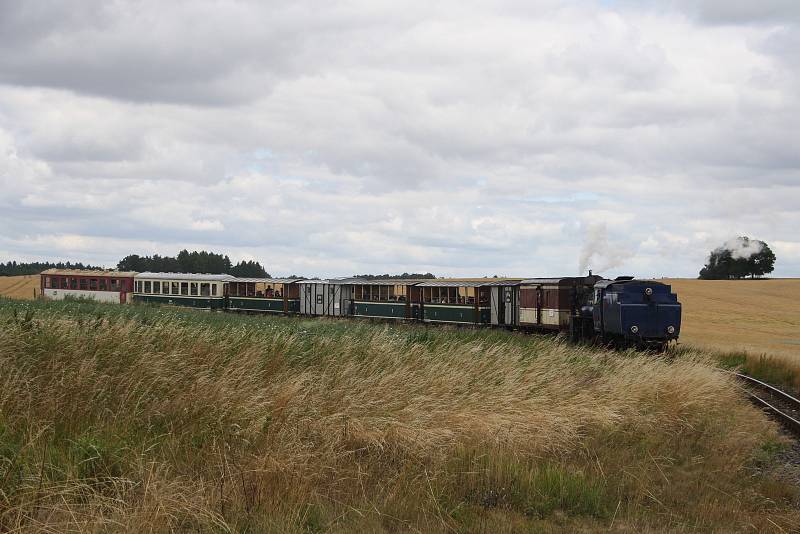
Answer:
[591,278,681,350]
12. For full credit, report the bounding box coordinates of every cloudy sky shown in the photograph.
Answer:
[1,0,799,278]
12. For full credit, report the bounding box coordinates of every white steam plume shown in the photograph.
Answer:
[720,236,763,259]
[578,222,634,275]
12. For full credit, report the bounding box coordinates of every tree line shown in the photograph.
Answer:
[0,251,270,278]
[0,261,101,276]
[116,250,270,277]
[352,273,437,280]
[699,237,776,280]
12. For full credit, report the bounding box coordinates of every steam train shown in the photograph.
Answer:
[40,269,682,350]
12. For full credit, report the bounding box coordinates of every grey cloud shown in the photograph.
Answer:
[1,1,799,278]
[665,0,800,24]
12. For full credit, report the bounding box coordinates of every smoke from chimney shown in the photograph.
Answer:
[578,222,634,275]
[719,236,763,260]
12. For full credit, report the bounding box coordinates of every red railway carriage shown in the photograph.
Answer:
[518,276,601,331]
[40,269,136,304]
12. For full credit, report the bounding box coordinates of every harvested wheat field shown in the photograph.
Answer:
[0,275,39,300]
[0,297,798,532]
[665,279,800,360]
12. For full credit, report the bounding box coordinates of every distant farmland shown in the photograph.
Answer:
[0,275,38,300]
[665,278,800,360]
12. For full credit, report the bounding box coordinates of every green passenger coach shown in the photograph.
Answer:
[227,278,303,313]
[133,272,233,309]
[350,279,422,320]
[415,280,494,325]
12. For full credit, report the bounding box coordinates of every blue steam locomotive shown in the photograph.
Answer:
[572,277,682,350]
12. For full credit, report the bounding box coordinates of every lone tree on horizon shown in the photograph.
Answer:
[699,237,775,280]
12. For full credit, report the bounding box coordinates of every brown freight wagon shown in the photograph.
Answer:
[518,276,601,332]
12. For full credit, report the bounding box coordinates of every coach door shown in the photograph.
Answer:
[120,291,127,304]
[490,287,501,325]
[536,286,543,325]
[503,286,516,326]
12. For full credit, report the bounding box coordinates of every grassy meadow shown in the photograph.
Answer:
[0,297,798,532]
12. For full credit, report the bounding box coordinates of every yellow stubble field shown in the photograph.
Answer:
[665,278,800,360]
[0,275,40,300]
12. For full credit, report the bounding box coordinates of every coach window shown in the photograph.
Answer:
[144,281,151,293]
[200,283,210,296]
[88,279,97,290]
[99,278,107,291]
[479,288,489,304]
[79,278,87,290]
[159,281,167,294]
[211,284,218,296]
[181,282,189,295]
[171,282,179,294]
[152,280,161,294]
[190,282,198,296]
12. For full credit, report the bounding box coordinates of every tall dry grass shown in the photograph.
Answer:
[0,300,797,532]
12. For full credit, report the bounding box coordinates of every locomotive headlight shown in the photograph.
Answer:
[667,325,675,334]
[630,325,639,334]
[644,287,653,296]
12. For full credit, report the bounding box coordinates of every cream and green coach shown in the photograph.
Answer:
[133,272,233,309]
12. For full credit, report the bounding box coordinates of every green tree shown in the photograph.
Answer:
[699,237,775,279]
[747,241,776,278]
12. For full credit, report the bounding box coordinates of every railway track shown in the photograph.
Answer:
[733,372,800,437]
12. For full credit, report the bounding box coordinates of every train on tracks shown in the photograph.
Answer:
[39,269,682,350]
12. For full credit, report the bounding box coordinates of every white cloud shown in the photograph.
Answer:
[0,1,799,278]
